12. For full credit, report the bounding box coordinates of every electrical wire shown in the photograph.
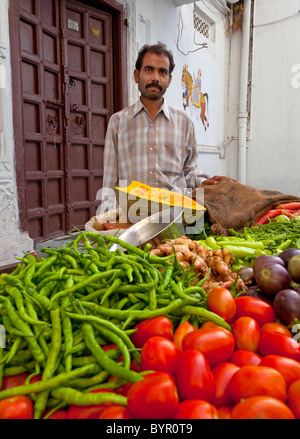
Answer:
[200,0,227,16]
[253,10,300,28]
[176,6,208,56]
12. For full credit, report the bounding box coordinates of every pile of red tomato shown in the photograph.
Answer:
[120,288,300,419]
[1,287,300,419]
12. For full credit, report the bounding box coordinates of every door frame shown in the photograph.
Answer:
[9,0,128,234]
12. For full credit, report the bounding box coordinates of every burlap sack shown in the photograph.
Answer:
[194,181,300,235]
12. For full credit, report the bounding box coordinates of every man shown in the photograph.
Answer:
[102,43,234,208]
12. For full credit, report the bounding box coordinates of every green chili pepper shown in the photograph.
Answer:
[169,279,202,304]
[23,254,37,287]
[2,315,27,338]
[48,269,125,309]
[100,278,122,305]
[148,287,157,311]
[0,350,4,391]
[0,297,46,366]
[61,303,73,373]
[222,245,257,259]
[34,308,62,419]
[5,285,48,327]
[205,237,221,250]
[0,363,101,399]
[65,311,140,366]
[81,322,142,383]
[0,337,23,366]
[2,361,37,377]
[66,370,110,389]
[157,265,174,292]
[277,239,292,251]
[179,305,232,331]
[33,255,58,281]
[92,322,131,369]
[217,240,265,250]
[51,386,127,407]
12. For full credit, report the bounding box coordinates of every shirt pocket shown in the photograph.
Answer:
[161,143,183,175]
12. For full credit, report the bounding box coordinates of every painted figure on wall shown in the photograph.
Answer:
[181,65,209,131]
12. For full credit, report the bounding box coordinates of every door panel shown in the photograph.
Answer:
[16,0,114,242]
[64,0,113,231]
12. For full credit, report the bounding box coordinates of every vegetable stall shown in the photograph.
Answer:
[1,183,300,419]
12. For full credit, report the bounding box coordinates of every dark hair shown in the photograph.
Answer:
[135,43,175,74]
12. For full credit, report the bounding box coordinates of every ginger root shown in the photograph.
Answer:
[150,235,245,293]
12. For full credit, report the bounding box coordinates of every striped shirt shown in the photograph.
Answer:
[102,98,207,197]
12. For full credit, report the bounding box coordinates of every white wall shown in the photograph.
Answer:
[134,0,234,179]
[133,0,300,195]
[0,0,33,268]
[247,0,300,195]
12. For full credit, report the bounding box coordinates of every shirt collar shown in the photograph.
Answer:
[133,97,170,120]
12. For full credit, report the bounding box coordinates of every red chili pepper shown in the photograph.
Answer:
[275,202,300,210]
[254,207,275,224]
[254,209,292,225]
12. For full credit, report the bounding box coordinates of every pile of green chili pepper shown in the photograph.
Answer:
[0,231,230,419]
[192,217,300,271]
[230,218,300,253]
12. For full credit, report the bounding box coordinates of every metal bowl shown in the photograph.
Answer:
[109,206,185,252]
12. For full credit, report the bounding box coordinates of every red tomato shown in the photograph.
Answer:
[230,350,262,367]
[200,321,220,329]
[260,322,292,338]
[67,388,116,419]
[227,365,287,404]
[207,287,237,322]
[98,405,133,419]
[260,355,300,388]
[130,316,173,348]
[127,372,179,419]
[47,409,69,419]
[114,383,133,397]
[140,336,181,376]
[235,296,276,326]
[172,400,219,419]
[102,344,119,351]
[130,358,140,373]
[1,373,29,390]
[233,316,261,353]
[217,406,233,419]
[173,321,195,351]
[259,332,300,361]
[182,327,235,367]
[0,396,33,419]
[211,362,240,408]
[231,396,295,419]
[21,374,42,395]
[102,344,123,362]
[175,349,215,402]
[287,379,300,419]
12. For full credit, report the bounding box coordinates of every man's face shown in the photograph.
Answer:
[134,52,172,101]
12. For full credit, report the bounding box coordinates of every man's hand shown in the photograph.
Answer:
[201,175,238,185]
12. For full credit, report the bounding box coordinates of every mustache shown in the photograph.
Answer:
[146,82,162,91]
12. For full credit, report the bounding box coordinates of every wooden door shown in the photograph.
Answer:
[11,0,121,243]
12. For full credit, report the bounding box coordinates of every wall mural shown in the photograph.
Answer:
[181,64,209,131]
